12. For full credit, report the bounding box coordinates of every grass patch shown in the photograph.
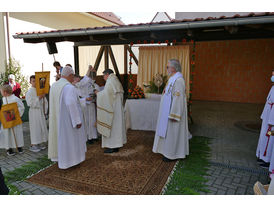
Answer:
[4,155,53,195]
[163,136,211,195]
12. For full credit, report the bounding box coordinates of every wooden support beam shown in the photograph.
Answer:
[108,46,120,76]
[125,45,138,66]
[93,46,105,71]
[73,45,79,75]
[104,46,109,70]
[108,46,122,83]
[124,45,128,98]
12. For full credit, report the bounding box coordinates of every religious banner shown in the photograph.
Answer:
[0,102,22,129]
[35,71,50,96]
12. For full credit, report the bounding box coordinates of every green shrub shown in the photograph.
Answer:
[0,58,30,98]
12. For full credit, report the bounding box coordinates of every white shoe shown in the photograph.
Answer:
[29,145,40,152]
[39,144,47,150]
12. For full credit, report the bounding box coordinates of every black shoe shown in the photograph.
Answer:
[259,162,270,169]
[104,148,119,153]
[257,158,264,163]
[162,156,173,162]
[104,148,114,153]
[6,149,15,156]
[18,147,24,154]
[87,139,95,144]
[113,148,119,153]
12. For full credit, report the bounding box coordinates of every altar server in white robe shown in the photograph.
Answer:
[74,66,100,144]
[95,69,127,153]
[57,66,86,169]
[26,75,48,152]
[256,70,274,169]
[153,59,190,162]
[0,85,25,156]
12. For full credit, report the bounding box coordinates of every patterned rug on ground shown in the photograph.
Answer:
[27,130,176,195]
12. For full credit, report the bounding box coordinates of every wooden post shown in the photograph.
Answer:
[94,46,105,71]
[5,12,11,60]
[124,45,128,99]
[125,45,138,66]
[73,45,79,75]
[104,46,109,70]
[108,46,122,83]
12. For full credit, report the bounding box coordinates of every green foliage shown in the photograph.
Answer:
[0,58,30,97]
[6,183,22,195]
[146,74,168,94]
[163,136,212,195]
[4,155,53,184]
[3,155,53,195]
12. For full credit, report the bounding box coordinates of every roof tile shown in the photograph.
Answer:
[15,12,274,36]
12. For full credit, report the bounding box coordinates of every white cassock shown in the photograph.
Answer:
[153,72,190,160]
[97,73,127,149]
[0,94,25,150]
[25,87,48,145]
[75,76,100,140]
[256,86,274,164]
[48,78,70,161]
[58,83,87,169]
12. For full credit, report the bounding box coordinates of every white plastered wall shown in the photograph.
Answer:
[0,12,7,73]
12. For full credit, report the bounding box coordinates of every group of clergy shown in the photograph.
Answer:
[47,59,191,169]
[48,66,127,169]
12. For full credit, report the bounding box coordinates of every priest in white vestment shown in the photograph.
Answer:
[257,70,274,169]
[153,59,190,162]
[0,85,25,155]
[56,66,86,169]
[95,69,127,153]
[26,75,48,152]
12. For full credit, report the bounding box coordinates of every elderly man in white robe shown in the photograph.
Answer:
[48,66,86,168]
[95,69,127,153]
[153,59,191,162]
[58,66,86,169]
[256,70,274,169]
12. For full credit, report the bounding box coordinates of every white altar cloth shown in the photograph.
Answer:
[125,94,161,131]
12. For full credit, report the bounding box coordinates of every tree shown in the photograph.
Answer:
[0,58,29,97]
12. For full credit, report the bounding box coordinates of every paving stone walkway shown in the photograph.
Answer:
[190,101,270,195]
[0,122,71,195]
[0,100,270,195]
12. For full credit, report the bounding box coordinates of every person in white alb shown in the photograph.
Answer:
[153,59,191,162]
[73,66,100,144]
[0,85,25,156]
[26,75,48,152]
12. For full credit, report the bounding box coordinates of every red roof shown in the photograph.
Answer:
[89,12,124,25]
[15,12,274,36]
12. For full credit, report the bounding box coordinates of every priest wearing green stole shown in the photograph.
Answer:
[153,59,191,162]
[95,69,127,153]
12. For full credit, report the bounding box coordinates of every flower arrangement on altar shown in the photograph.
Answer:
[128,85,145,99]
[146,74,168,94]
